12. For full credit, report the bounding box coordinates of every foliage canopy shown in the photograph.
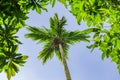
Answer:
[58,0,120,73]
[1,0,120,79]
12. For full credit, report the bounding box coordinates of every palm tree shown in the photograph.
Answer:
[25,14,92,80]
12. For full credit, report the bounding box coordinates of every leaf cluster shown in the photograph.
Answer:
[87,26,120,73]
[57,0,120,73]
[0,0,52,79]
[0,21,28,80]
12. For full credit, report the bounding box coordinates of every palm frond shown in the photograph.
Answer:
[80,28,97,34]
[57,16,67,37]
[66,30,90,44]
[59,16,67,28]
[50,13,59,31]
[38,42,54,64]
[55,50,62,61]
[49,13,67,37]
[49,17,58,36]
[63,44,69,59]
[50,17,57,31]
[25,26,52,43]
[55,43,69,61]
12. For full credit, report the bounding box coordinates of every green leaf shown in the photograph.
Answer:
[117,40,120,49]
[36,5,41,14]
[51,0,56,7]
[117,64,120,74]
[16,40,22,44]
[86,19,93,27]
[87,43,97,52]
[7,68,11,80]
[77,13,82,25]
[41,7,48,12]
[11,68,15,76]
[81,28,97,34]
[102,52,106,60]
[0,68,3,72]
[89,0,95,5]
[12,62,19,73]
[38,42,54,64]
[112,56,119,63]
[94,36,101,42]
[55,50,62,61]
[104,34,110,42]
[58,0,67,7]
[12,45,18,53]
[5,64,12,80]
[21,55,28,60]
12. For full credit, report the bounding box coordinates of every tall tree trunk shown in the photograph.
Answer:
[59,44,71,80]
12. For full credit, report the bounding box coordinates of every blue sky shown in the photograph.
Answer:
[0,2,120,80]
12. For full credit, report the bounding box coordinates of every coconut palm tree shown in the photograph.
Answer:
[25,14,92,80]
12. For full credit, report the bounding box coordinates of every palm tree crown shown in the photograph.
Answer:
[25,14,90,63]
[25,13,92,80]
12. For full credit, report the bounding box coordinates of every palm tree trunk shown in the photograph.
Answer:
[59,44,71,80]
